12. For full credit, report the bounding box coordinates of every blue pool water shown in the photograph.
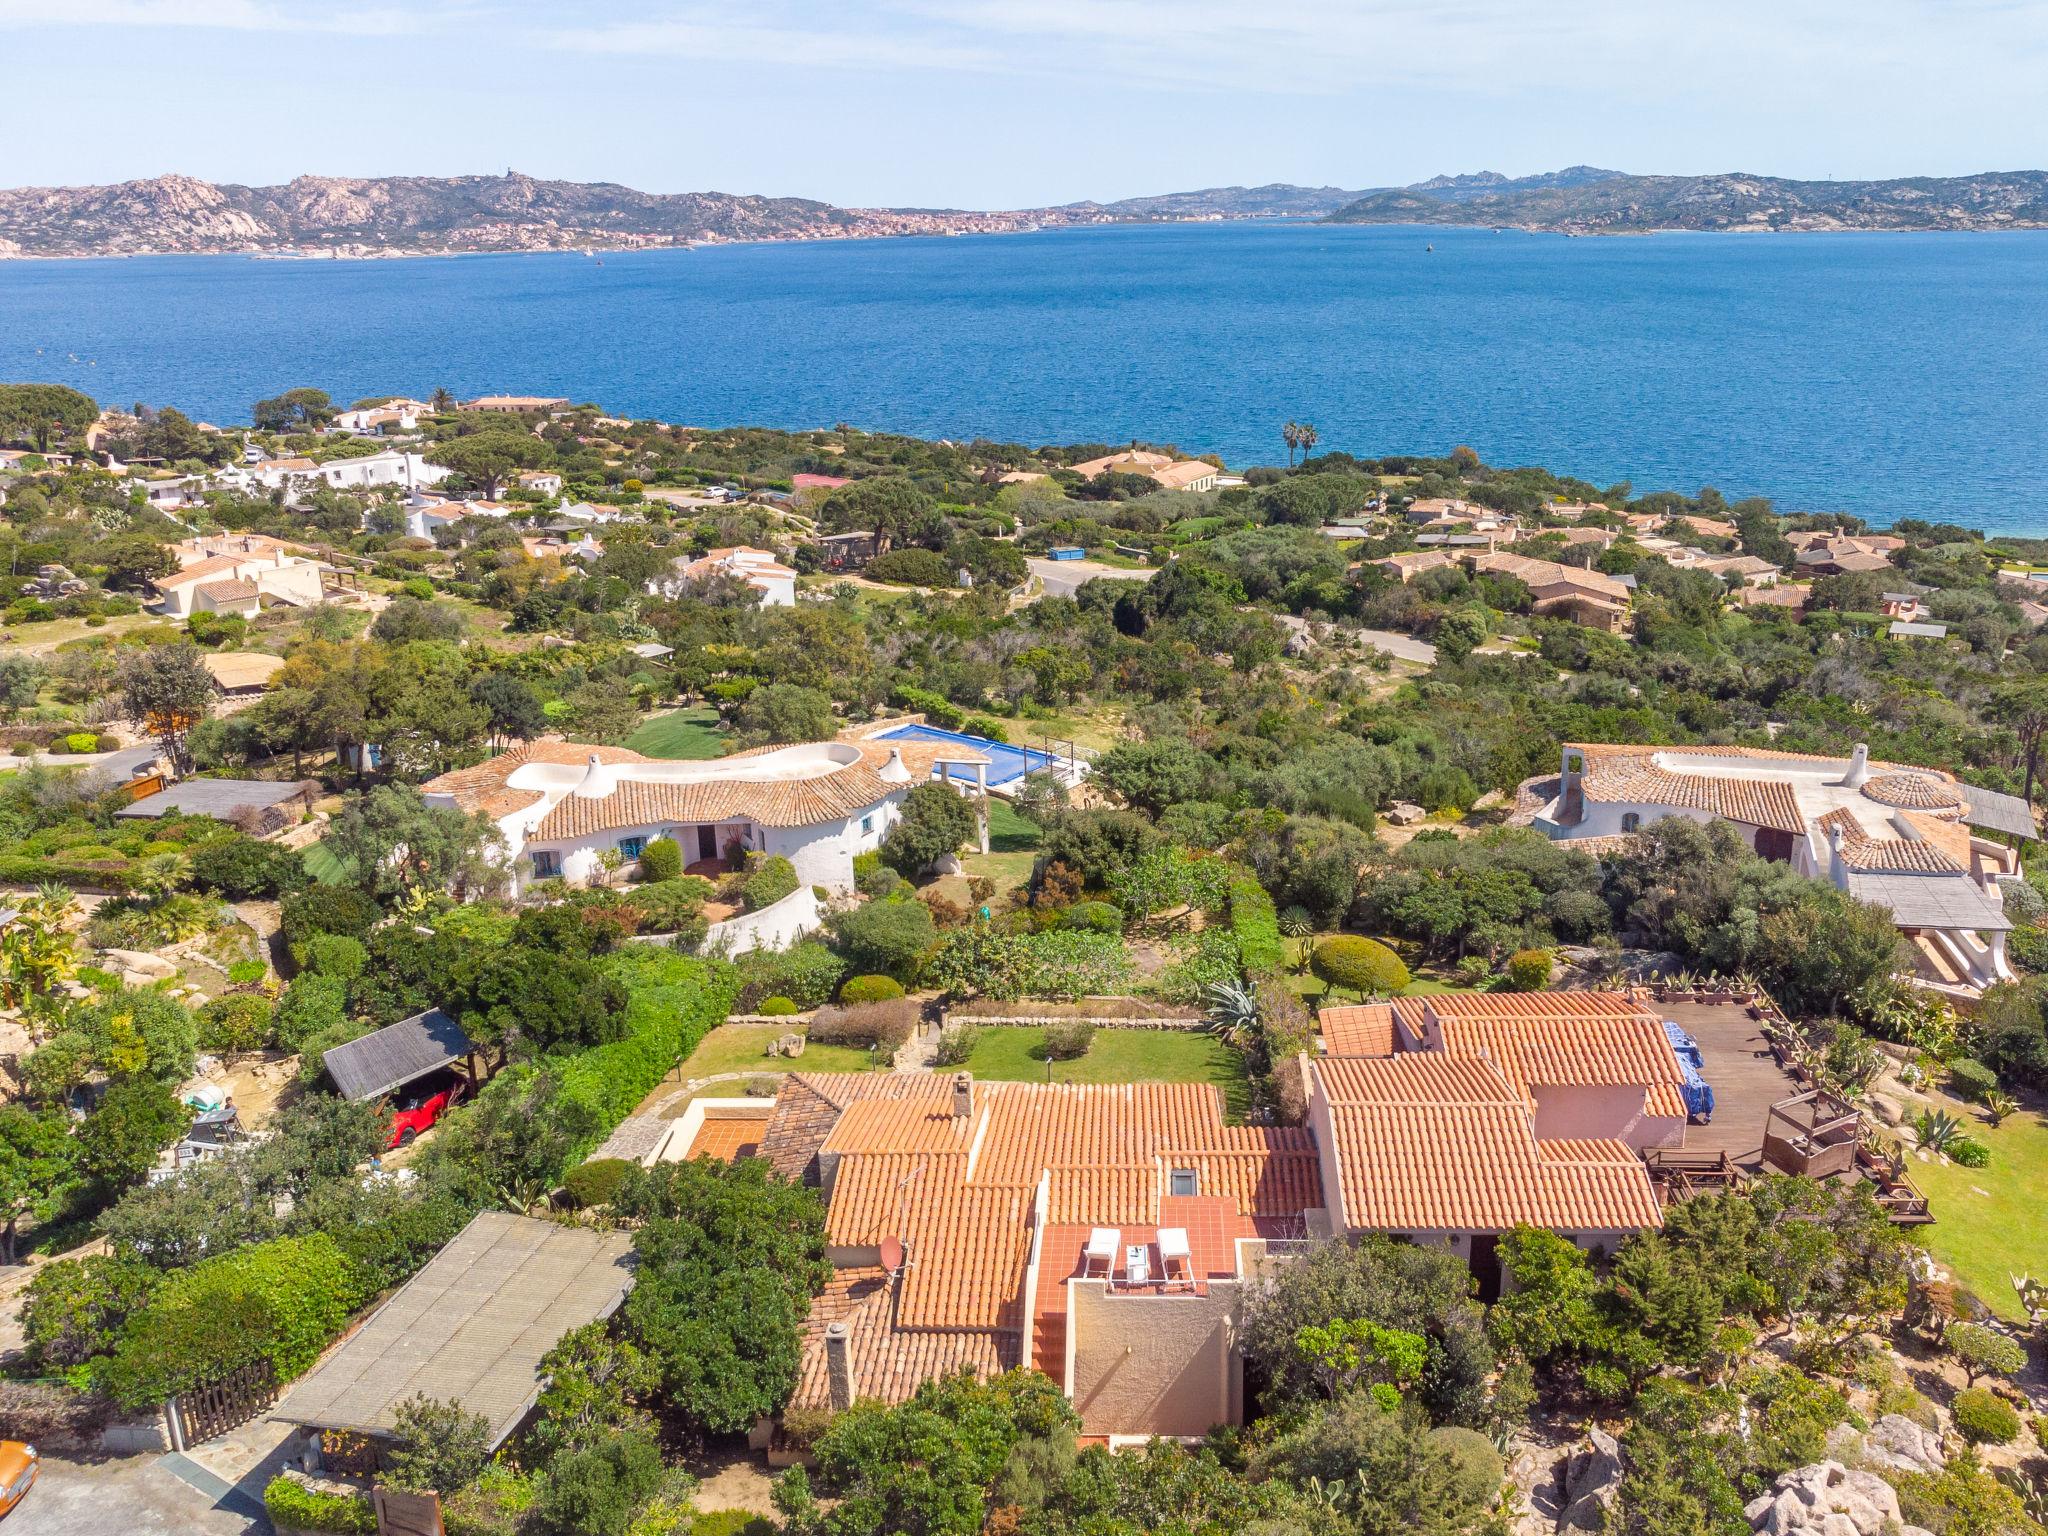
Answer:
[3,221,2047,529]
[878,724,1058,786]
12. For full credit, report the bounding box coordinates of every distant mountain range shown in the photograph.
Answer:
[1323,169,2048,232]
[4,166,2046,258]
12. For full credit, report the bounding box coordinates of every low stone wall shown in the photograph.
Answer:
[942,1012,1206,1031]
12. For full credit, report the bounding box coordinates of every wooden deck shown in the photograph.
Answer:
[1657,998,1801,1172]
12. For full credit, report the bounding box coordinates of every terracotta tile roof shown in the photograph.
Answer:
[1315,1053,1662,1234]
[1570,748,1807,833]
[154,554,246,589]
[1404,991,1687,1101]
[530,765,896,838]
[419,739,900,834]
[1473,552,1630,604]
[786,1072,1322,1406]
[195,579,260,603]
[421,740,648,819]
[1862,772,1965,812]
[1318,1003,1396,1056]
[759,1073,938,1183]
[789,1268,1015,1412]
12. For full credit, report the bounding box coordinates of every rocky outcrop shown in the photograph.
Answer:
[1856,1414,1947,1477]
[1559,1427,1624,1532]
[1744,1461,1931,1536]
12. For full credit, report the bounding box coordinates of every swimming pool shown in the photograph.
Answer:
[876,723,1060,787]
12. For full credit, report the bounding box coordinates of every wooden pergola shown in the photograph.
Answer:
[1762,1090,1862,1180]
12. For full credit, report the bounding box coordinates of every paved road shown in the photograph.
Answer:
[1270,613,1440,666]
[26,1453,261,1536]
[1026,557,1158,600]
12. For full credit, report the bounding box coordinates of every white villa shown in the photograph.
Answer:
[648,546,797,608]
[1518,742,2037,994]
[420,734,991,895]
[151,534,332,618]
[229,450,449,501]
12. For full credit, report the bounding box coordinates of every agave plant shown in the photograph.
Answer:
[1913,1107,1967,1154]
[1982,1090,2018,1127]
[1278,905,1315,939]
[1203,979,1261,1049]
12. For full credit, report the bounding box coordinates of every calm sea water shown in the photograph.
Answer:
[4,222,2046,531]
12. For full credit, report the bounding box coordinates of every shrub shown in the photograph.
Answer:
[93,1232,365,1410]
[227,959,268,986]
[741,855,800,913]
[22,1253,162,1370]
[191,835,312,900]
[300,932,368,981]
[1042,1020,1095,1060]
[829,899,937,983]
[196,993,275,1054]
[527,1428,667,1536]
[1311,935,1410,998]
[280,886,381,948]
[1504,949,1554,992]
[637,837,683,882]
[866,547,955,587]
[1949,1386,2020,1445]
[1890,1460,2038,1536]
[1946,1058,1999,1102]
[733,942,843,1011]
[889,685,966,729]
[881,782,979,876]
[1949,1137,1991,1168]
[1062,900,1124,935]
[1946,1322,2028,1385]
[1427,1425,1505,1507]
[758,996,799,1016]
[0,1380,113,1446]
[808,998,919,1055]
[64,731,99,754]
[264,1475,377,1535]
[274,973,351,1055]
[561,1158,636,1210]
[931,1023,980,1067]
[839,974,905,1004]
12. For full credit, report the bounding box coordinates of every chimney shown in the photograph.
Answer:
[825,1321,853,1413]
[877,747,911,785]
[1840,742,1870,790]
[1827,823,1848,887]
[951,1071,973,1122]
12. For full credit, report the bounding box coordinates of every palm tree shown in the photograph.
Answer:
[430,386,455,413]
[1298,422,1320,462]
[1281,421,1302,467]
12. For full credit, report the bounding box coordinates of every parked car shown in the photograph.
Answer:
[386,1070,463,1150]
[0,1441,37,1517]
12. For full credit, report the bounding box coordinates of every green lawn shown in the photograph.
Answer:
[962,1025,1249,1120]
[301,840,347,885]
[627,707,729,761]
[1911,1101,2048,1322]
[677,1023,880,1079]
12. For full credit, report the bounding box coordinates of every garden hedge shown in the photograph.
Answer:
[1226,873,1283,971]
[94,1232,365,1409]
[264,1476,377,1535]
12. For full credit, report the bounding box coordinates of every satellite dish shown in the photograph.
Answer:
[880,1235,906,1273]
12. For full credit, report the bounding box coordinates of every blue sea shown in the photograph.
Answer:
[4,222,2047,532]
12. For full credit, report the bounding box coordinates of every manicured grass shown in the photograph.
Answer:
[301,840,347,885]
[961,1025,1249,1120]
[677,1023,880,1079]
[986,798,1040,853]
[627,706,728,761]
[1910,1100,2048,1323]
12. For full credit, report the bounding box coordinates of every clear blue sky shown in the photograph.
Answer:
[4,0,2046,206]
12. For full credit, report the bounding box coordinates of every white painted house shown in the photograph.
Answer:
[1518,742,2036,994]
[330,400,427,435]
[151,534,330,618]
[228,450,449,501]
[421,738,936,894]
[648,546,798,608]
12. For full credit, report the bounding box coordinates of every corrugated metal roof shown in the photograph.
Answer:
[322,1008,471,1102]
[270,1211,632,1447]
